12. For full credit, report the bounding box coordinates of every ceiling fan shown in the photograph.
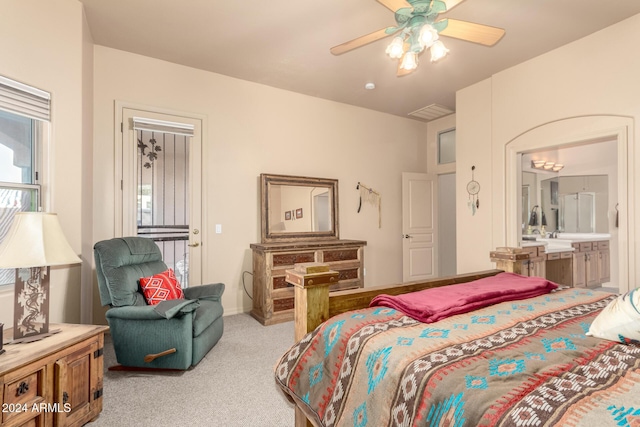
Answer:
[330,0,505,76]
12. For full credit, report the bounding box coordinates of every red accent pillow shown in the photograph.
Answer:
[139,268,184,305]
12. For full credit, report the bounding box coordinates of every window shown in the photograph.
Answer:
[0,76,49,286]
[437,128,456,165]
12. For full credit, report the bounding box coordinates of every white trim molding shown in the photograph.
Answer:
[504,115,634,293]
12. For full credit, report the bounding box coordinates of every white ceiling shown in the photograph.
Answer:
[79,0,640,121]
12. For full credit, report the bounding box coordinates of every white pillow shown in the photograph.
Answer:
[587,289,640,343]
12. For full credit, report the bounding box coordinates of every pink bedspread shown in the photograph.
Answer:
[369,272,558,323]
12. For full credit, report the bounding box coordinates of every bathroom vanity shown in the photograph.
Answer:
[494,233,610,288]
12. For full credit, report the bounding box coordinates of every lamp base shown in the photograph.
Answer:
[13,266,50,342]
[4,328,61,345]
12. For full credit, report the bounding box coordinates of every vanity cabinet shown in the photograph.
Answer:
[250,239,366,325]
[519,245,546,278]
[545,251,573,286]
[493,240,610,289]
[529,254,546,278]
[490,245,546,278]
[571,240,610,288]
[595,241,611,283]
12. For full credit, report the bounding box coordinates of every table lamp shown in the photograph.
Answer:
[0,212,81,343]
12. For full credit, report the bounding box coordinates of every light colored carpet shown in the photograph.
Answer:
[88,313,295,427]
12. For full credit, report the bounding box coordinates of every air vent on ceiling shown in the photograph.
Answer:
[408,103,454,122]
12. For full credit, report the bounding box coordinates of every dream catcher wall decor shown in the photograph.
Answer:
[466,165,480,215]
[356,182,382,228]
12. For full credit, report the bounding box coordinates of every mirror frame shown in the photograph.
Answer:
[260,173,339,243]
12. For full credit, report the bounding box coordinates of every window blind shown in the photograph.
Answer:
[132,117,194,136]
[0,76,50,121]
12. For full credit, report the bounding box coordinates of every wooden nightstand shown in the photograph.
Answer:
[0,323,108,427]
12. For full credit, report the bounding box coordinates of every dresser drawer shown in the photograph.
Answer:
[2,367,46,423]
[578,242,592,252]
[337,268,359,281]
[520,246,538,256]
[322,248,359,262]
[272,252,315,267]
[272,275,292,290]
[546,253,560,261]
[273,297,294,312]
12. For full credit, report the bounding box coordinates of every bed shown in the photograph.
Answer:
[275,269,640,427]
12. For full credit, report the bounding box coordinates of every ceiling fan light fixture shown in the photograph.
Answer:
[386,36,405,59]
[430,40,449,62]
[419,24,439,48]
[400,51,418,70]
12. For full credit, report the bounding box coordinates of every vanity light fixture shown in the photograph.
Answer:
[531,160,564,172]
[532,160,546,168]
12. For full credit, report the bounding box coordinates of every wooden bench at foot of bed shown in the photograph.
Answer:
[284,268,503,427]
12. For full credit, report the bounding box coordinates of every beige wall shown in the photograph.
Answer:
[81,6,95,324]
[92,46,427,320]
[456,13,640,291]
[0,0,88,326]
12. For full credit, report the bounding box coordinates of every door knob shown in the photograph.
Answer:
[188,242,200,247]
[403,234,412,239]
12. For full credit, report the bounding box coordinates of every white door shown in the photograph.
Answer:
[438,173,457,276]
[402,172,437,282]
[119,107,203,286]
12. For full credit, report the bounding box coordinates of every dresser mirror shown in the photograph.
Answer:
[260,173,339,242]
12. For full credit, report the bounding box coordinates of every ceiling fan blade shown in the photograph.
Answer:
[330,27,396,55]
[376,0,412,12]
[438,19,505,46]
[439,0,466,13]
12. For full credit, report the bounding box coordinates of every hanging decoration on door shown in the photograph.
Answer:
[466,166,480,215]
[138,136,162,169]
[356,182,382,228]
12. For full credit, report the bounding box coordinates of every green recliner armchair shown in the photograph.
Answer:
[94,237,224,370]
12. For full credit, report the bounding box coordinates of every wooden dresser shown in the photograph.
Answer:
[0,323,108,427]
[250,239,366,325]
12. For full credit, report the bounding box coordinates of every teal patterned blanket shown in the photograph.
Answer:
[275,288,640,426]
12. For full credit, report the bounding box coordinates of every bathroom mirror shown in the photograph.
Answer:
[540,175,608,233]
[521,172,536,233]
[260,173,339,242]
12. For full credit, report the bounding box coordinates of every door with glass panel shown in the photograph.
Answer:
[120,108,202,287]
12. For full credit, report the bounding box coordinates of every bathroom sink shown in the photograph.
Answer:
[536,238,573,244]
[553,233,611,240]
[535,238,574,251]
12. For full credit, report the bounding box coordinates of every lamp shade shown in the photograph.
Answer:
[0,212,81,268]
